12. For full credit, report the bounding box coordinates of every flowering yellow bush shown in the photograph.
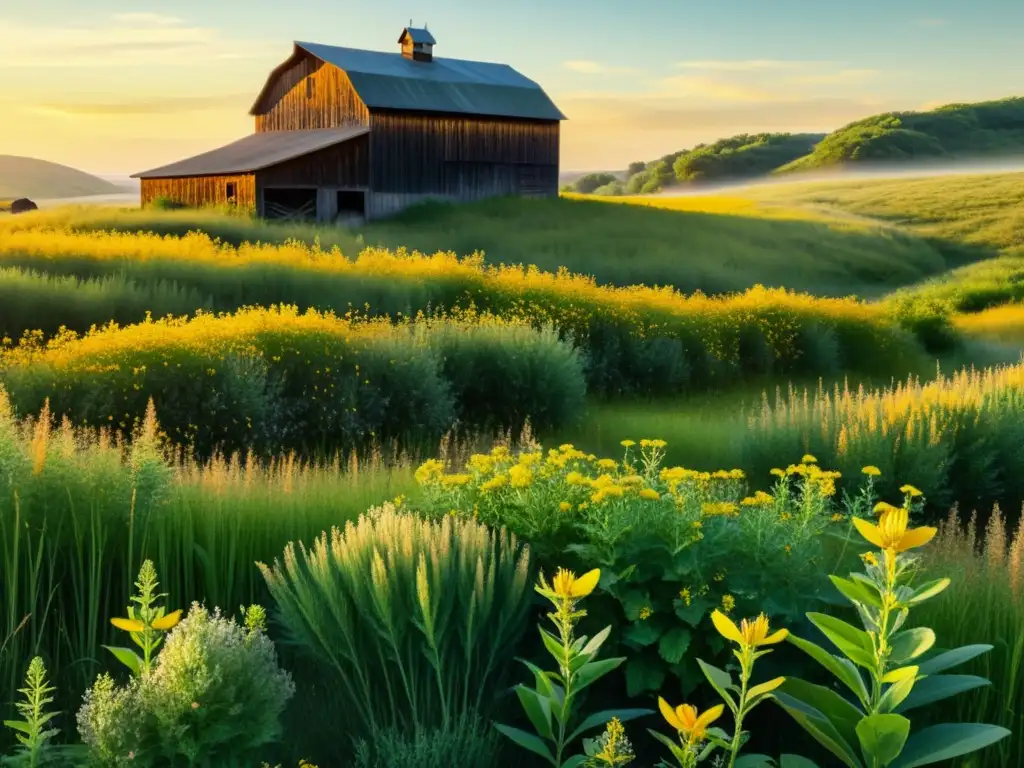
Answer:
[416,440,855,699]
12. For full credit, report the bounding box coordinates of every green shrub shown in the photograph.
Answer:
[77,603,294,767]
[415,442,845,699]
[258,504,533,740]
[352,714,504,768]
[0,307,586,458]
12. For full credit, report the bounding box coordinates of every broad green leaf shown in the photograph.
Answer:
[880,666,918,684]
[560,756,587,768]
[493,723,556,765]
[103,645,142,676]
[2,720,31,734]
[625,655,665,697]
[515,685,554,741]
[697,659,737,712]
[623,621,662,647]
[580,625,612,657]
[856,714,910,765]
[907,578,950,605]
[566,708,652,743]
[779,678,863,753]
[521,659,556,698]
[735,755,776,767]
[891,723,1010,768]
[895,674,990,713]
[539,627,567,666]
[780,756,821,768]
[658,627,691,664]
[575,657,624,692]
[917,644,992,675]
[807,613,876,669]
[830,575,881,608]
[889,628,935,664]
[773,692,865,768]
[735,754,776,767]
[877,671,917,713]
[788,634,869,707]
[648,729,690,764]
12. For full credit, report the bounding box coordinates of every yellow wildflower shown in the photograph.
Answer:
[440,473,471,487]
[479,474,508,492]
[770,468,785,478]
[639,607,652,620]
[702,501,739,517]
[620,440,636,448]
[862,466,882,477]
[640,439,667,449]
[551,568,600,599]
[873,501,902,516]
[802,454,818,464]
[900,484,923,498]
[508,464,533,488]
[565,471,586,486]
[854,507,936,554]
[559,501,572,512]
[413,459,445,485]
[151,610,182,631]
[711,611,788,648]
[831,513,845,522]
[678,588,692,606]
[597,458,618,471]
[658,699,724,746]
[110,617,145,633]
[639,488,661,500]
[720,594,735,613]
[860,551,879,567]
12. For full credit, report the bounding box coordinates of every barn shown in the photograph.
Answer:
[132,26,566,222]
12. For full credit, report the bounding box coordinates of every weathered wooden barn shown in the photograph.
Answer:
[132,26,565,221]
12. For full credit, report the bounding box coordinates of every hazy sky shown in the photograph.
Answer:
[1,0,1021,175]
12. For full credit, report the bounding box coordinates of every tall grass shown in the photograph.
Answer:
[0,391,418,753]
[0,228,928,392]
[0,306,585,457]
[914,506,1024,768]
[740,363,1024,516]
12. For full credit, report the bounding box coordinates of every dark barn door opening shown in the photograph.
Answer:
[336,190,365,224]
[263,187,317,221]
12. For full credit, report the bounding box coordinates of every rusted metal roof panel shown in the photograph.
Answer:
[132,126,369,178]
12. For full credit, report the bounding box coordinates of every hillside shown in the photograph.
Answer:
[777,96,1024,172]
[0,155,120,200]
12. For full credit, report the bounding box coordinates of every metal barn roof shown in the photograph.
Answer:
[251,42,566,122]
[132,127,369,179]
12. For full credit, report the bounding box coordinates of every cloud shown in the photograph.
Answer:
[655,75,778,103]
[563,60,640,75]
[788,68,881,85]
[109,12,185,26]
[0,14,276,68]
[26,93,254,117]
[676,59,834,72]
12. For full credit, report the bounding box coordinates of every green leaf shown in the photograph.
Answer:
[580,625,612,657]
[539,627,567,667]
[780,756,822,768]
[560,756,587,768]
[648,729,690,764]
[891,723,1010,768]
[515,685,554,741]
[623,621,662,647]
[697,659,737,712]
[735,755,776,767]
[907,578,950,605]
[779,678,863,753]
[103,645,142,676]
[917,644,992,675]
[830,575,881,608]
[895,674,990,713]
[574,657,624,692]
[493,723,556,765]
[566,708,653,744]
[877,669,918,713]
[658,627,692,664]
[2,720,31,734]
[807,613,876,669]
[773,692,865,768]
[856,713,910,765]
[521,659,556,699]
[788,634,869,707]
[625,654,665,696]
[889,628,935,665]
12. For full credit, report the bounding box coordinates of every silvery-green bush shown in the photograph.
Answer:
[77,603,294,767]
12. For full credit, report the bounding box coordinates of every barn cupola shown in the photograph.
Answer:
[399,23,436,62]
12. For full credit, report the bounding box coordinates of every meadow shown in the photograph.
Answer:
[2,170,1024,767]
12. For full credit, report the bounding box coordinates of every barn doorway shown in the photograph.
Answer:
[263,187,316,221]
[336,190,366,225]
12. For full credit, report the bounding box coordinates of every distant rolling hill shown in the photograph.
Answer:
[0,155,120,200]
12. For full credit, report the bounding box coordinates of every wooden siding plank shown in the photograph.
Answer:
[255,57,369,132]
[256,134,369,188]
[140,175,256,211]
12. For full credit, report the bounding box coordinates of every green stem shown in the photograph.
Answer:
[727,651,752,768]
